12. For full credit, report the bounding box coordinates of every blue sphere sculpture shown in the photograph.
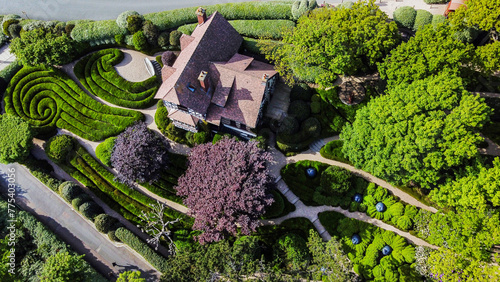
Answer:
[306,167,317,178]
[376,202,386,212]
[354,193,363,203]
[382,245,392,256]
[351,234,361,245]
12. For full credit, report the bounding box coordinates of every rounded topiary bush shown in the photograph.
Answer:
[79,201,103,221]
[94,214,118,233]
[310,101,321,114]
[413,9,433,31]
[393,6,417,29]
[291,0,317,20]
[169,30,183,47]
[115,34,125,45]
[320,166,352,194]
[161,51,176,66]
[278,116,300,135]
[133,30,148,51]
[301,117,321,137]
[71,194,91,210]
[108,230,120,242]
[59,181,83,202]
[431,14,446,27]
[290,83,312,101]
[45,135,75,164]
[142,20,158,46]
[158,31,170,48]
[116,11,141,29]
[8,23,21,38]
[288,100,311,122]
[96,137,116,167]
[127,15,144,34]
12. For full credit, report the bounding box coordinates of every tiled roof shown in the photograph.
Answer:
[155,11,243,115]
[168,109,199,127]
[206,54,278,128]
[161,66,176,81]
[180,34,195,51]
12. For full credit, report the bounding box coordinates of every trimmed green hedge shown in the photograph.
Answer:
[79,201,103,221]
[276,117,321,153]
[115,227,169,272]
[45,135,75,164]
[70,19,126,45]
[74,48,159,109]
[0,60,22,93]
[144,2,294,31]
[393,6,416,30]
[413,9,433,31]
[242,36,282,55]
[4,65,143,141]
[95,136,116,167]
[319,140,350,163]
[94,214,118,233]
[178,20,295,40]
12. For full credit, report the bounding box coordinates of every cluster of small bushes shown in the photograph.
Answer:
[282,160,420,231]
[319,140,349,163]
[155,101,211,147]
[143,2,294,31]
[74,48,159,109]
[319,211,417,280]
[177,19,295,40]
[3,65,143,141]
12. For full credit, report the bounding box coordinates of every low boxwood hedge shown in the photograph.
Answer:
[320,140,350,163]
[74,48,159,109]
[70,19,127,44]
[115,227,169,272]
[95,136,116,167]
[4,65,144,141]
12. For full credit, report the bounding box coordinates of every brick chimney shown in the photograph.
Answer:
[198,71,209,91]
[261,73,269,85]
[196,7,207,24]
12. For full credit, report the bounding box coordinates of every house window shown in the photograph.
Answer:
[187,84,196,92]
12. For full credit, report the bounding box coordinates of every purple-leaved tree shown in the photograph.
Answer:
[176,137,274,244]
[111,122,169,186]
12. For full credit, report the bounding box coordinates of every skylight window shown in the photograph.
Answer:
[187,84,196,92]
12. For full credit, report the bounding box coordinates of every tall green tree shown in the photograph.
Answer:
[341,73,491,189]
[306,230,352,281]
[430,158,500,211]
[474,41,500,75]
[260,0,399,88]
[117,271,145,282]
[449,0,500,40]
[10,27,81,66]
[0,114,34,164]
[378,23,475,87]
[38,251,87,282]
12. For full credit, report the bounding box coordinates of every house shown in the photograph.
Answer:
[444,0,466,18]
[154,7,278,140]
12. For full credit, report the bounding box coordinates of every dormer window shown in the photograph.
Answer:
[187,84,196,92]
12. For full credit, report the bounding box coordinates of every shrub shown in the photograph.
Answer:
[290,83,312,101]
[278,116,300,135]
[193,132,208,145]
[274,233,309,270]
[0,114,34,164]
[413,9,433,31]
[114,34,124,44]
[44,135,74,164]
[227,20,295,40]
[8,23,21,38]
[169,30,182,47]
[157,31,170,48]
[431,14,446,27]
[393,6,417,29]
[95,137,116,167]
[108,230,119,242]
[94,214,117,233]
[115,227,168,272]
[3,18,20,37]
[59,181,83,202]
[319,166,352,194]
[132,30,148,50]
[79,201,103,221]
[310,101,321,114]
[116,11,140,29]
[291,0,317,20]
[125,34,134,46]
[320,140,349,163]
[142,20,158,46]
[65,24,75,35]
[264,190,285,218]
[72,194,91,210]
[126,15,144,34]
[161,51,176,66]
[71,20,127,44]
[288,100,311,122]
[0,60,22,93]
[143,2,294,31]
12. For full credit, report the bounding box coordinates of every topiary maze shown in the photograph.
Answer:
[4,65,143,141]
[74,48,160,109]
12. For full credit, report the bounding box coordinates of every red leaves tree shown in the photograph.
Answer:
[176,137,274,244]
[111,122,169,186]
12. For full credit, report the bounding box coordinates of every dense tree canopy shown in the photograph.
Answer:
[176,137,274,244]
[10,27,81,66]
[260,0,399,88]
[38,251,87,282]
[378,24,475,87]
[0,114,34,164]
[341,73,491,189]
[111,122,169,185]
[430,158,500,211]
[449,0,500,37]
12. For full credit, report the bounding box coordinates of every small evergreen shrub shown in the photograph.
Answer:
[413,10,433,31]
[8,23,21,38]
[278,116,300,135]
[94,214,117,233]
[44,135,75,164]
[79,201,103,221]
[59,181,83,202]
[116,11,141,29]
[114,34,125,45]
[108,230,119,242]
[291,0,317,20]
[142,20,158,46]
[126,15,144,34]
[169,30,182,47]
[72,194,91,210]
[393,6,417,29]
[288,100,311,122]
[132,30,148,50]
[157,31,170,48]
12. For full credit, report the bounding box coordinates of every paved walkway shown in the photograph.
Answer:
[0,163,160,281]
[0,45,15,72]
